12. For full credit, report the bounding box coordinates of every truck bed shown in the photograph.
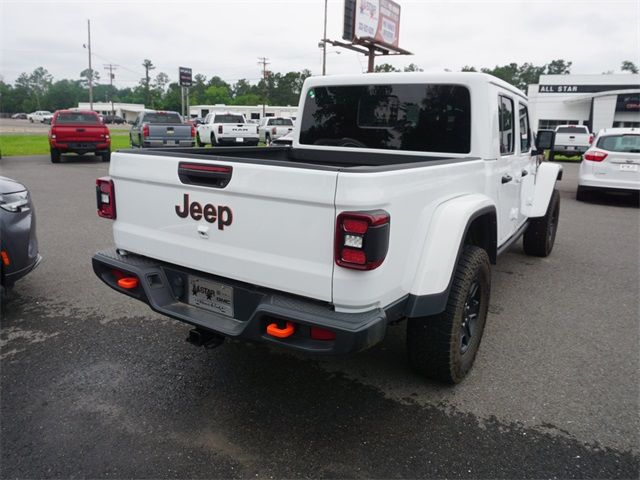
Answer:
[118,146,478,171]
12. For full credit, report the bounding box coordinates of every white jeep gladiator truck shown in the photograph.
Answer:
[92,73,562,384]
[196,112,259,147]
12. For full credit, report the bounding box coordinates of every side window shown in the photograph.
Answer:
[498,95,514,155]
[519,103,531,152]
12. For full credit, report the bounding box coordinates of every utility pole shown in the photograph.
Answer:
[87,19,93,110]
[104,63,118,115]
[322,0,328,75]
[257,57,270,118]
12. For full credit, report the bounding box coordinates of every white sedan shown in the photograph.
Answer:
[577,128,640,201]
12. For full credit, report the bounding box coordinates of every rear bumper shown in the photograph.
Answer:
[142,139,195,148]
[217,137,259,146]
[578,172,640,191]
[554,145,588,155]
[51,142,110,153]
[92,248,390,354]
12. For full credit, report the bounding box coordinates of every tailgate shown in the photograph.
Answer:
[223,124,254,137]
[54,125,105,141]
[149,124,192,139]
[110,152,338,302]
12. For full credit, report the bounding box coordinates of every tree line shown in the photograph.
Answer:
[376,59,638,92]
[1,58,637,114]
[0,59,311,114]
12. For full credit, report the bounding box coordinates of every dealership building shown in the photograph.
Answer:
[527,74,639,133]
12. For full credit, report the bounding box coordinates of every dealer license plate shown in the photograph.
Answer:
[236,137,244,142]
[188,277,234,317]
[619,164,638,171]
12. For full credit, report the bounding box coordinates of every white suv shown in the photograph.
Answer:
[577,128,640,201]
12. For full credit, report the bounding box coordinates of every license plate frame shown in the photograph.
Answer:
[235,137,244,143]
[619,164,638,172]
[187,276,234,317]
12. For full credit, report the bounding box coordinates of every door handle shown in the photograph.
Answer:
[521,169,528,177]
[501,174,513,184]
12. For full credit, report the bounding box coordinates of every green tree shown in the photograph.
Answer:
[44,79,83,110]
[141,59,156,106]
[404,63,423,72]
[621,60,639,74]
[460,65,477,72]
[79,68,100,87]
[203,85,232,105]
[546,59,571,75]
[374,63,399,73]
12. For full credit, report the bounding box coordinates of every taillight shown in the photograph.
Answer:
[588,134,594,145]
[218,125,223,134]
[142,123,149,137]
[191,125,196,137]
[335,210,390,270]
[96,177,116,219]
[584,150,608,162]
[272,127,277,135]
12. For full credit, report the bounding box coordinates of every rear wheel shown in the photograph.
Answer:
[523,189,560,257]
[100,150,111,162]
[50,148,61,163]
[407,245,491,384]
[211,134,217,147]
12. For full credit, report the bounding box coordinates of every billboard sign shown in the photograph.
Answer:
[353,0,401,48]
[179,67,192,87]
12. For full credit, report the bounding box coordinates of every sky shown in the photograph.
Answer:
[0,0,638,88]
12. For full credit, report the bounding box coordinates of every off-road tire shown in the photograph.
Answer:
[407,245,491,384]
[523,189,560,257]
[50,149,61,163]
[101,150,111,162]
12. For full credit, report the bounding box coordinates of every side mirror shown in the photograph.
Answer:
[534,129,555,154]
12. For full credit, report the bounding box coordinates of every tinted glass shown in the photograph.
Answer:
[597,134,640,152]
[556,126,588,134]
[143,112,182,124]
[519,103,531,152]
[499,95,514,155]
[271,118,293,126]
[56,112,100,124]
[299,84,471,153]
[214,114,245,124]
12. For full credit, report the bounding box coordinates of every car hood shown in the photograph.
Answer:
[0,176,26,194]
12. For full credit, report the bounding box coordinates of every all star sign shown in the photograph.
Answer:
[354,0,401,48]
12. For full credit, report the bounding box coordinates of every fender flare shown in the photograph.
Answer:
[404,194,497,318]
[522,162,562,218]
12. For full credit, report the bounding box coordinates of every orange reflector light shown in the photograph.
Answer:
[117,277,139,289]
[0,251,9,266]
[266,321,295,338]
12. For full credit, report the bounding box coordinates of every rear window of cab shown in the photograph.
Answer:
[299,84,471,154]
[55,113,100,124]
[556,126,588,134]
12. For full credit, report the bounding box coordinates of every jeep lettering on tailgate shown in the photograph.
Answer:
[175,194,233,230]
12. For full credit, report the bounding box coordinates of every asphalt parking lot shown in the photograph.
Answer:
[1,154,638,479]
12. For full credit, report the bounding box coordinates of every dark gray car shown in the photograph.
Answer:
[0,176,41,291]
[129,110,195,148]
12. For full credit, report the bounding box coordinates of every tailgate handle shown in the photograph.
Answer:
[178,162,232,188]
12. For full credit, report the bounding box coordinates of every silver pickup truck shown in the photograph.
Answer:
[130,110,195,148]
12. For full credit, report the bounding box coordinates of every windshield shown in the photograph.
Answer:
[556,126,588,134]
[143,112,182,124]
[597,134,640,152]
[55,112,100,124]
[214,114,245,124]
[299,84,471,153]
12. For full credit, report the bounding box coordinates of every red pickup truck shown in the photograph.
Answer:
[48,110,111,163]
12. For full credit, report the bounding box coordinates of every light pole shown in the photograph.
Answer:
[322,0,328,75]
